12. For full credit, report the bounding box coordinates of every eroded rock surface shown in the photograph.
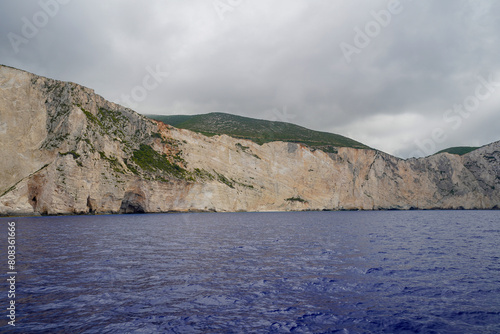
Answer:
[1,65,499,215]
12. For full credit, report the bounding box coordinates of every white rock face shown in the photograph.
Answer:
[1,65,499,216]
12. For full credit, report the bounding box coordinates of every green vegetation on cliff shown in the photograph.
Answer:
[130,144,187,180]
[286,196,308,203]
[146,112,370,150]
[436,146,479,156]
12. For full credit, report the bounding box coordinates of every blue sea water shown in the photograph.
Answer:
[0,210,499,333]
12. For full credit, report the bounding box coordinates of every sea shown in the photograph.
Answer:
[0,210,499,333]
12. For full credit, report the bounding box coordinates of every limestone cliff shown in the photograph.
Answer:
[1,65,499,216]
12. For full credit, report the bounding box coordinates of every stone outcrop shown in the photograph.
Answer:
[1,65,499,216]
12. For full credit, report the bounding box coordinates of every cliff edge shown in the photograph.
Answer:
[1,65,499,215]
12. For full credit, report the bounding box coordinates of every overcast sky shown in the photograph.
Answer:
[1,0,499,158]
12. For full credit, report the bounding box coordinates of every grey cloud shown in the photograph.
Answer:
[1,0,499,158]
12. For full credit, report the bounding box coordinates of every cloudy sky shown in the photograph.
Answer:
[1,0,499,158]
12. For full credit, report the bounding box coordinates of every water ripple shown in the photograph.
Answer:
[1,211,499,333]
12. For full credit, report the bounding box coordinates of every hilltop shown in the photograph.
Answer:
[435,146,480,156]
[146,113,371,152]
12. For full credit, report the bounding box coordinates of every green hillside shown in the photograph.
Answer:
[146,112,371,151]
[155,114,192,127]
[436,146,479,156]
